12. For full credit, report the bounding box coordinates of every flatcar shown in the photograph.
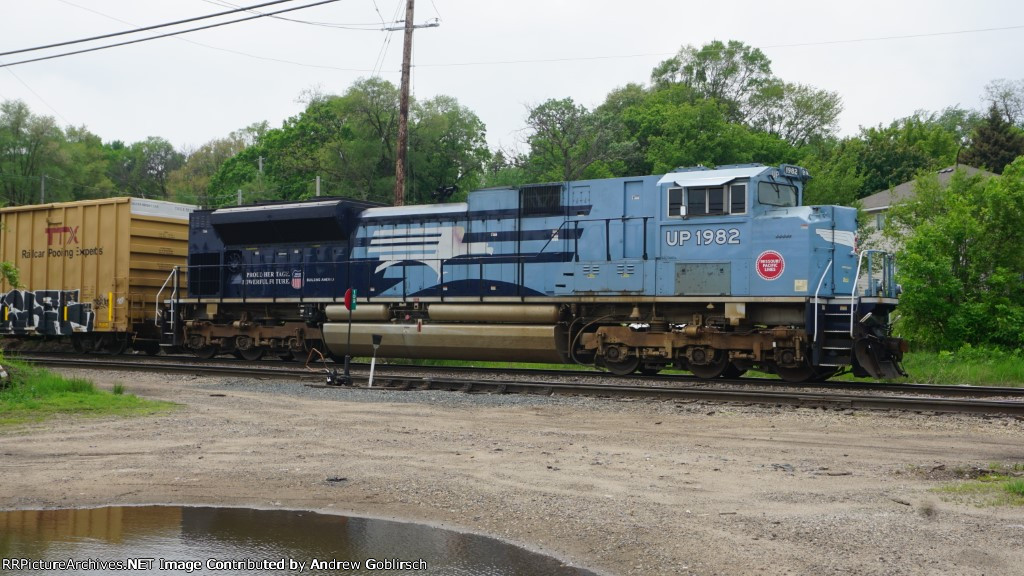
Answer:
[165,163,905,381]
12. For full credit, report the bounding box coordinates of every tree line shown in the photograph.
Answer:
[2,40,1023,354]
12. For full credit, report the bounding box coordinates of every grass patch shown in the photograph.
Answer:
[900,346,1024,386]
[0,359,176,427]
[933,465,1024,507]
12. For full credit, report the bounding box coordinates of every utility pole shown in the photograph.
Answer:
[387,1,439,207]
[393,0,415,207]
[40,174,45,203]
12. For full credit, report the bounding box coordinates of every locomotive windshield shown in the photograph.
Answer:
[757,181,798,207]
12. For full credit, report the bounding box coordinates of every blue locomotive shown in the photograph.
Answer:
[167,163,905,381]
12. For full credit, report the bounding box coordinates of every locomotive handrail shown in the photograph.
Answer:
[554,214,651,262]
[154,266,179,326]
[850,249,893,336]
[812,260,833,343]
[535,219,578,256]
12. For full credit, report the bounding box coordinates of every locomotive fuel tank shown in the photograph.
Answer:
[321,304,566,362]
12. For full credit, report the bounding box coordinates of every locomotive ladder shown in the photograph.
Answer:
[811,261,855,369]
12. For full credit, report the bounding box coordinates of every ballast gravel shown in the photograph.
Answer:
[2,368,1023,576]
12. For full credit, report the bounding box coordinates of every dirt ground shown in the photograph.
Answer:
[2,369,1023,576]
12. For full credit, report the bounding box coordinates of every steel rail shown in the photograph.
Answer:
[16,353,1024,398]
[24,356,1024,416]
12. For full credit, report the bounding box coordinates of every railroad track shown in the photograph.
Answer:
[18,355,1024,417]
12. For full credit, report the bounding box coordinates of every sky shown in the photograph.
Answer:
[1,0,1023,155]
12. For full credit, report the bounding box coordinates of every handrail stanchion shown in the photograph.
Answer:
[812,260,833,343]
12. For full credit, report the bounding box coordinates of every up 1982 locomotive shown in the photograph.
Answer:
[164,163,906,382]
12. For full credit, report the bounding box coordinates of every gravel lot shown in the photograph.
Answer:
[2,368,1024,576]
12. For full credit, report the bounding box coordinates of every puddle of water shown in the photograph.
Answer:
[0,506,597,575]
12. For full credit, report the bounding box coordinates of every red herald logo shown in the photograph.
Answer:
[46,226,79,246]
[756,250,785,281]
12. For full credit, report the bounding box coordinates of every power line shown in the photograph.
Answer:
[201,0,399,30]
[0,0,302,58]
[371,1,404,78]
[0,0,341,69]
[54,0,385,74]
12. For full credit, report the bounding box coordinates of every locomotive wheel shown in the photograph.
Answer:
[193,345,219,359]
[688,357,729,379]
[721,363,747,379]
[236,347,264,361]
[604,356,641,376]
[810,367,839,382]
[776,363,816,383]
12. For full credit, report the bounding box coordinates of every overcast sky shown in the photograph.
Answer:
[2,0,1022,155]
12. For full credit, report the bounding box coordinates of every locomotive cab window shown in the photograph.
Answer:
[757,181,798,207]
[668,184,746,217]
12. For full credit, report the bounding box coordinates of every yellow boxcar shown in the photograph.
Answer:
[0,197,195,353]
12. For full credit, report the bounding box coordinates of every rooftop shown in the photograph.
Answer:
[860,165,992,212]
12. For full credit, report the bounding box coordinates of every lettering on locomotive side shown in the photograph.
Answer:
[665,228,741,247]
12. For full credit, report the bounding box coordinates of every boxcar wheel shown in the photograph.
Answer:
[71,336,90,353]
[102,337,128,356]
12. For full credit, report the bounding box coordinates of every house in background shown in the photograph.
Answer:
[860,165,991,234]
[859,165,993,252]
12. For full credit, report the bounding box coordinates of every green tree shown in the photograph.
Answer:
[983,78,1024,127]
[523,97,610,182]
[856,113,958,196]
[593,83,650,176]
[58,126,116,200]
[649,41,841,148]
[105,137,184,199]
[620,85,764,172]
[885,163,1024,349]
[651,40,773,125]
[480,149,530,188]
[800,138,864,207]
[210,80,487,206]
[166,127,258,206]
[961,103,1024,174]
[407,95,489,203]
[0,100,63,205]
[748,81,843,147]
